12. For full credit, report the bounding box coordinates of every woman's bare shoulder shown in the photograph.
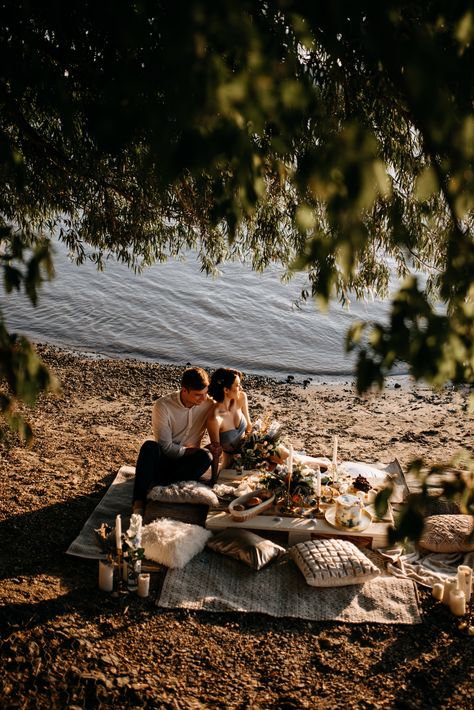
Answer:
[207,401,222,419]
[238,390,248,406]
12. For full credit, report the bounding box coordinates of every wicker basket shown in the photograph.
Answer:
[228,488,275,522]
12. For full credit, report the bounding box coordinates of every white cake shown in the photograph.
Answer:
[335,494,363,528]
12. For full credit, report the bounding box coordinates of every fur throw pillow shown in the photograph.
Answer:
[419,515,474,553]
[147,480,219,507]
[142,518,211,568]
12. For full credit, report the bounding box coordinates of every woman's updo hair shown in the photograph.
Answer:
[208,368,242,402]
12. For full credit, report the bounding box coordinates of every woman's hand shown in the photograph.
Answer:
[208,442,223,457]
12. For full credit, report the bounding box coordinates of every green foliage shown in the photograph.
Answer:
[260,462,316,507]
[0,226,59,440]
[385,458,474,545]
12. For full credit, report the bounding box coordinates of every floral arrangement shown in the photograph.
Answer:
[95,514,146,592]
[95,522,116,562]
[94,514,145,565]
[233,414,282,472]
[122,513,145,566]
[259,461,317,508]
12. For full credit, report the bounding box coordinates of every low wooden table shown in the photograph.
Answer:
[206,461,407,549]
[206,508,392,548]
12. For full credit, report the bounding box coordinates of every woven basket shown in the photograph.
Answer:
[228,488,275,522]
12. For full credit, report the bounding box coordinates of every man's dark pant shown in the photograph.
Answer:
[132,440,213,503]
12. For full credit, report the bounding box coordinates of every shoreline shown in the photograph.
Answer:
[29,337,415,389]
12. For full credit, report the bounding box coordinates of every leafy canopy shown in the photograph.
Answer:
[1,2,474,529]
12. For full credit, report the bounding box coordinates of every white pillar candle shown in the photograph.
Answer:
[457,565,472,603]
[315,467,321,497]
[442,578,458,605]
[432,582,444,601]
[98,560,114,592]
[449,586,466,617]
[115,514,122,551]
[137,573,150,598]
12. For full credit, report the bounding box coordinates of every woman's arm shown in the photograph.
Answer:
[206,407,223,483]
[240,391,252,433]
[206,406,222,444]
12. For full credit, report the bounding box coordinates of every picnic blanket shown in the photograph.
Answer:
[67,464,421,623]
[67,465,136,559]
[157,548,422,624]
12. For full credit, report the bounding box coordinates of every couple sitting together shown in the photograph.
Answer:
[132,366,252,514]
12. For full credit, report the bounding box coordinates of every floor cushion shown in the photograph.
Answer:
[290,538,381,587]
[419,515,474,553]
[207,529,286,570]
[142,518,211,568]
[147,480,219,507]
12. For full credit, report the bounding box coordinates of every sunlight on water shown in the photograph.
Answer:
[1,240,406,380]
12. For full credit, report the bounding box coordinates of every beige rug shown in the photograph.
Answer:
[158,549,422,624]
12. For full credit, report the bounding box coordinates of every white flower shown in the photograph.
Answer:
[126,513,142,549]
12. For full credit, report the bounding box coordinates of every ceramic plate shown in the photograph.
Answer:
[324,506,372,532]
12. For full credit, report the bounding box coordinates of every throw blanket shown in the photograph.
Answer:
[383,546,474,588]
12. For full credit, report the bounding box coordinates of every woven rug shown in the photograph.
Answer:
[158,549,422,624]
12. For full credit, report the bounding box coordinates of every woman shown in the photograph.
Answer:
[207,367,252,476]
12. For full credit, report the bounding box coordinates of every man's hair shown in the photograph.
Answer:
[181,367,210,391]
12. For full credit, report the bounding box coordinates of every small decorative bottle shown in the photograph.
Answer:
[127,558,142,591]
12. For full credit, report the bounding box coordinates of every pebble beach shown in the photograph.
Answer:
[1,343,473,708]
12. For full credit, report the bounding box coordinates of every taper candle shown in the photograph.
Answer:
[457,565,472,603]
[137,573,150,598]
[115,514,122,551]
[315,467,321,497]
[332,435,338,470]
[98,560,114,592]
[287,444,294,475]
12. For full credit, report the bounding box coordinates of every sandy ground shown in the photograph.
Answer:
[0,343,473,709]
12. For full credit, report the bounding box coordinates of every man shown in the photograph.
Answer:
[132,366,220,513]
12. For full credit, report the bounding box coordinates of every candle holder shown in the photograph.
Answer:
[313,495,323,516]
[458,594,474,636]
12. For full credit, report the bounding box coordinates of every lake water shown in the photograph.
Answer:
[1,240,406,382]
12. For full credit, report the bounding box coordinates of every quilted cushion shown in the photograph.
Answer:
[147,480,219,507]
[419,515,474,553]
[207,529,286,570]
[141,518,211,568]
[290,539,380,587]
